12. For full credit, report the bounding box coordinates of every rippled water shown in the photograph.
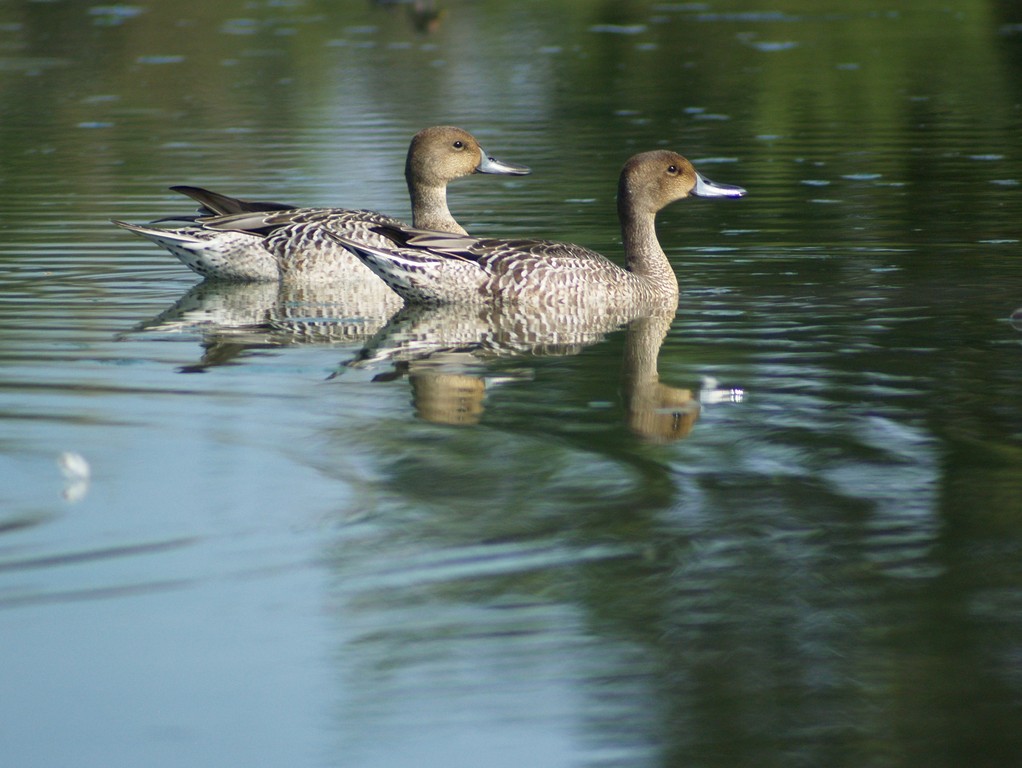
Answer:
[3,1,1022,766]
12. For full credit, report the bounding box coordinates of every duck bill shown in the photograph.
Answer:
[475,148,531,176]
[692,171,746,198]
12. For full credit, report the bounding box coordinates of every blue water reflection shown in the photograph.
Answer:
[3,1,1022,766]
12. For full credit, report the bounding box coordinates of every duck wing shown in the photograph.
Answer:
[370,223,611,269]
[170,185,296,216]
[199,207,402,237]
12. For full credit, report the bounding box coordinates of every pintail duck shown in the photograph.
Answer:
[113,126,530,282]
[326,150,745,308]
[113,186,298,281]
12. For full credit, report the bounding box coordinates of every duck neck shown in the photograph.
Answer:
[407,178,468,235]
[619,206,678,295]
[623,312,698,442]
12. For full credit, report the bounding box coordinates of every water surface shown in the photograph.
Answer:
[2,1,1022,766]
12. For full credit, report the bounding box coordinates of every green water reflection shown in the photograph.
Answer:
[2,1,1022,767]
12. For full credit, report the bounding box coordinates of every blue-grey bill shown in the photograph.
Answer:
[693,171,746,198]
[475,148,531,176]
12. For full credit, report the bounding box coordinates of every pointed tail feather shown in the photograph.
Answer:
[170,185,296,216]
[111,219,206,247]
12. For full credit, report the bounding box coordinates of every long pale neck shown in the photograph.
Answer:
[407,179,468,235]
[619,205,678,294]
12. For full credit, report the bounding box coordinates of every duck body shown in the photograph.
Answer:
[204,207,405,284]
[112,185,296,280]
[339,228,667,308]
[114,126,529,282]
[330,150,745,309]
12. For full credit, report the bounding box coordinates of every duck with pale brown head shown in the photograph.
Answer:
[328,150,744,309]
[112,126,529,282]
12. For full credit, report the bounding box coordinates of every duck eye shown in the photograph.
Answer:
[453,140,464,149]
[667,165,678,175]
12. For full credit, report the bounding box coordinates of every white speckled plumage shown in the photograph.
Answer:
[328,150,745,309]
[111,220,282,281]
[113,126,529,282]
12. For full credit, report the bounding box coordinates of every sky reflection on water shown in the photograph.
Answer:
[2,1,1022,766]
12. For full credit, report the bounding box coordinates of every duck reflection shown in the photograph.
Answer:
[348,302,721,442]
[1011,306,1022,332]
[374,0,445,34]
[131,277,402,372]
[133,280,739,441]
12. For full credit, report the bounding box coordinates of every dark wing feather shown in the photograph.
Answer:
[368,224,567,265]
[202,207,402,236]
[170,185,296,215]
